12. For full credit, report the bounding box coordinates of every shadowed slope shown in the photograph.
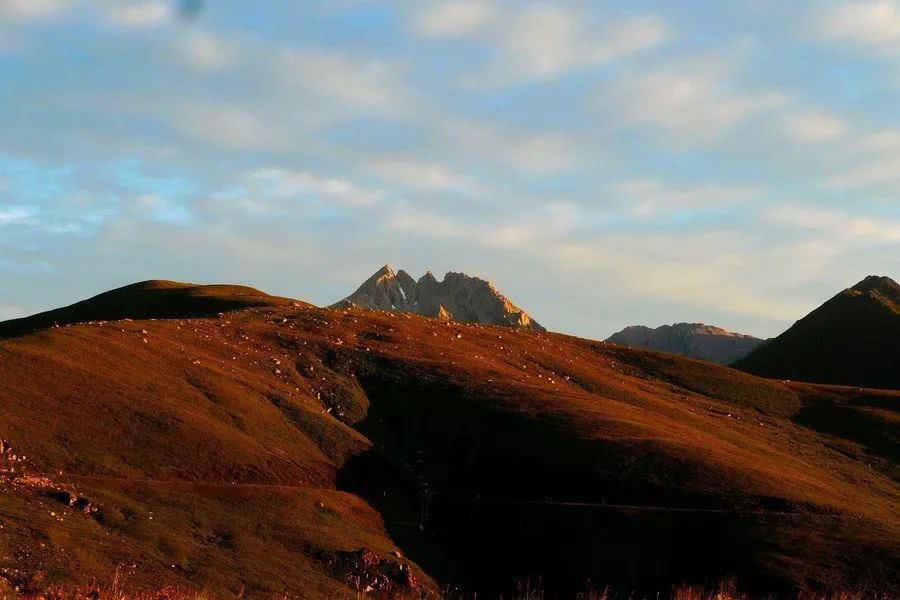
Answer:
[735,276,900,389]
[0,283,898,597]
[0,280,305,339]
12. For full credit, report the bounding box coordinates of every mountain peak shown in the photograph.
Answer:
[332,265,544,331]
[735,274,900,388]
[374,264,395,278]
[851,275,900,303]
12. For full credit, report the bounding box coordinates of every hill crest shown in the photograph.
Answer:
[0,280,304,339]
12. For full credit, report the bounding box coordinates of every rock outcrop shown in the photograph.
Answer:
[606,323,764,364]
[331,265,545,331]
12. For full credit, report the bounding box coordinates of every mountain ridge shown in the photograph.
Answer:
[606,322,764,364]
[331,265,545,331]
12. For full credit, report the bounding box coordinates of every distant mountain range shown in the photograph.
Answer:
[734,275,900,390]
[331,265,545,331]
[333,269,900,390]
[606,323,764,364]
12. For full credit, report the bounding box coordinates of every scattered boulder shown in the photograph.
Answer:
[0,440,100,518]
[327,548,422,597]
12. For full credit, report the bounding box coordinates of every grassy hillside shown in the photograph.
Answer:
[0,282,898,597]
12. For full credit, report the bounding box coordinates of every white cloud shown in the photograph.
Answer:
[276,48,415,116]
[0,206,35,225]
[814,0,900,51]
[389,202,580,249]
[412,0,495,38]
[615,179,760,216]
[130,193,192,224]
[549,232,813,322]
[385,199,851,326]
[482,203,580,248]
[173,104,283,150]
[369,159,479,194]
[436,117,581,173]
[389,209,466,239]
[466,7,668,85]
[507,133,580,173]
[104,1,172,28]
[597,51,785,142]
[247,168,384,207]
[181,31,234,70]
[767,205,900,242]
[783,111,848,143]
[823,127,900,188]
[857,129,900,151]
[0,0,71,19]
[826,155,900,187]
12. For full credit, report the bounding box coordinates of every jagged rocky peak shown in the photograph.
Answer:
[332,265,545,331]
[606,322,764,365]
[337,264,410,311]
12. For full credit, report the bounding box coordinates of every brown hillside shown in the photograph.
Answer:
[735,275,900,390]
[0,282,898,597]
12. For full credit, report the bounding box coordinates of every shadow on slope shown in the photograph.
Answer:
[337,356,894,597]
[791,384,900,477]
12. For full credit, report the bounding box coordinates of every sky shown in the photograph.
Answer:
[2,0,900,339]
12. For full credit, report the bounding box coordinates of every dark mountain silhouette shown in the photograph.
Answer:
[606,323,764,364]
[0,280,303,339]
[0,281,897,597]
[735,275,900,389]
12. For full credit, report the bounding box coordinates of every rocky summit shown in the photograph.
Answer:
[331,265,545,331]
[606,323,764,365]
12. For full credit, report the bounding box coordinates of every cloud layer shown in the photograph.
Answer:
[1,1,899,339]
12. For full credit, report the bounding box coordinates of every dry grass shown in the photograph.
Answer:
[0,283,898,596]
[6,567,210,600]
[9,576,893,600]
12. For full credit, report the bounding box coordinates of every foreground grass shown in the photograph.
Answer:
[4,577,894,600]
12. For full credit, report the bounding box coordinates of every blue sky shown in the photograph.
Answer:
[2,0,900,338]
